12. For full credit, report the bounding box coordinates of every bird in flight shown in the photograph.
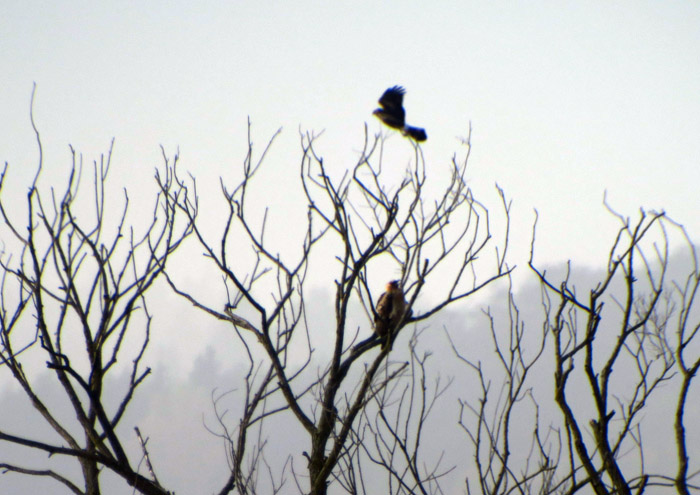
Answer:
[374,280,410,347]
[373,86,427,142]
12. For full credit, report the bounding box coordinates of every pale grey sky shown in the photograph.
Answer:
[1,2,699,494]
[2,1,699,269]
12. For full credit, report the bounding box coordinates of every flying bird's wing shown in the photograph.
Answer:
[374,86,406,130]
[373,86,426,142]
[378,86,405,113]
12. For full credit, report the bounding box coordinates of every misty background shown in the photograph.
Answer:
[1,1,699,494]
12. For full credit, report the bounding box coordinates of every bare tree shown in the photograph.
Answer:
[667,221,700,495]
[449,272,556,495]
[3,92,698,495]
[0,87,191,495]
[349,330,456,495]
[162,122,511,495]
[444,203,700,495]
[518,205,699,494]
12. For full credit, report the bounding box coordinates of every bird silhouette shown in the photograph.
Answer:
[374,280,411,348]
[373,86,427,142]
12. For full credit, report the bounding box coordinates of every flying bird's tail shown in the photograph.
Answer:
[403,126,427,142]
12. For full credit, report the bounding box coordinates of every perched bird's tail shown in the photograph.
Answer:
[403,126,427,142]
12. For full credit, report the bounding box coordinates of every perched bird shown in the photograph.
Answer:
[373,86,427,142]
[374,280,410,344]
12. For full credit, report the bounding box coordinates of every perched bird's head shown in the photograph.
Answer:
[386,280,400,291]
